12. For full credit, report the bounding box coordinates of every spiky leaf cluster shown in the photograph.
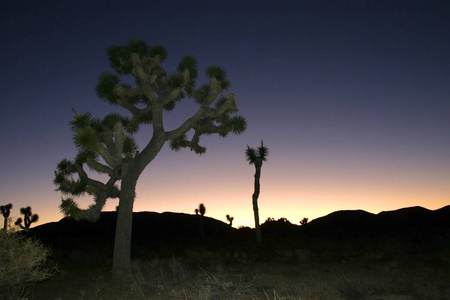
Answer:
[59,198,80,218]
[246,140,269,165]
[54,111,131,219]
[96,39,245,154]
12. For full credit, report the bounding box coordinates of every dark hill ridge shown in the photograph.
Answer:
[32,211,234,239]
[303,205,450,234]
[297,206,450,252]
[28,205,450,255]
[29,211,236,255]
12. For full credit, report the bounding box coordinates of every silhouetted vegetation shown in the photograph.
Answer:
[0,230,55,299]
[0,203,12,231]
[245,140,269,246]
[226,214,234,227]
[25,205,450,299]
[299,217,308,225]
[264,217,291,224]
[196,203,206,240]
[15,206,39,230]
[53,39,247,278]
[198,203,206,216]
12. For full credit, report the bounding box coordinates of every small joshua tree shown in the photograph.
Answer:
[226,214,234,227]
[199,203,206,216]
[1,203,12,231]
[245,140,269,246]
[300,217,308,225]
[15,206,39,230]
[196,203,206,240]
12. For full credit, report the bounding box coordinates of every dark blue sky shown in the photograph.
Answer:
[1,1,449,227]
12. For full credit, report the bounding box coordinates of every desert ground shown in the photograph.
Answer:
[6,208,450,300]
[28,243,450,300]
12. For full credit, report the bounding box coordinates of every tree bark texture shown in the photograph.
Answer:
[112,166,138,280]
[112,133,166,279]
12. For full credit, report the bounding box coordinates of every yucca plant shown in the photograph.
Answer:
[245,140,269,246]
[15,206,39,230]
[0,203,12,231]
[197,203,206,240]
[226,214,234,227]
[54,39,246,278]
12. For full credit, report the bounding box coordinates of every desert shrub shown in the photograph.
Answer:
[0,231,55,299]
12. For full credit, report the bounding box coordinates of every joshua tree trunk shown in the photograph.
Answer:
[252,160,262,246]
[112,157,145,280]
[113,176,137,279]
[112,134,165,279]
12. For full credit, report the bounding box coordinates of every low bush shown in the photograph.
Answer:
[0,231,55,299]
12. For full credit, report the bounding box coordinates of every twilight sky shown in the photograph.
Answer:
[1,0,449,228]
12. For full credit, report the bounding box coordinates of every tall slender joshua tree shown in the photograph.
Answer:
[53,39,246,278]
[245,140,269,246]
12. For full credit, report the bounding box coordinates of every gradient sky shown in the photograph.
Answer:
[1,1,449,229]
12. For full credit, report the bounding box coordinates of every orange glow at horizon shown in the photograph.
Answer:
[4,145,449,230]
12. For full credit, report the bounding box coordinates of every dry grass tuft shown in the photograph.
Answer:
[126,257,189,297]
[337,271,424,300]
[187,267,258,300]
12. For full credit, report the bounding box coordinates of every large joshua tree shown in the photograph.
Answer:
[53,39,246,278]
[245,141,269,246]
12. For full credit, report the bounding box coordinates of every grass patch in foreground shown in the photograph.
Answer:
[337,271,425,300]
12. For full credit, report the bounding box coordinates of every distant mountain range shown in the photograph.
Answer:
[298,205,450,237]
[28,205,450,258]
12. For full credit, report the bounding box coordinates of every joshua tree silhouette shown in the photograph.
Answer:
[226,214,234,227]
[15,206,39,230]
[1,203,13,231]
[199,203,206,216]
[245,140,269,246]
[53,39,247,278]
[196,203,206,240]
